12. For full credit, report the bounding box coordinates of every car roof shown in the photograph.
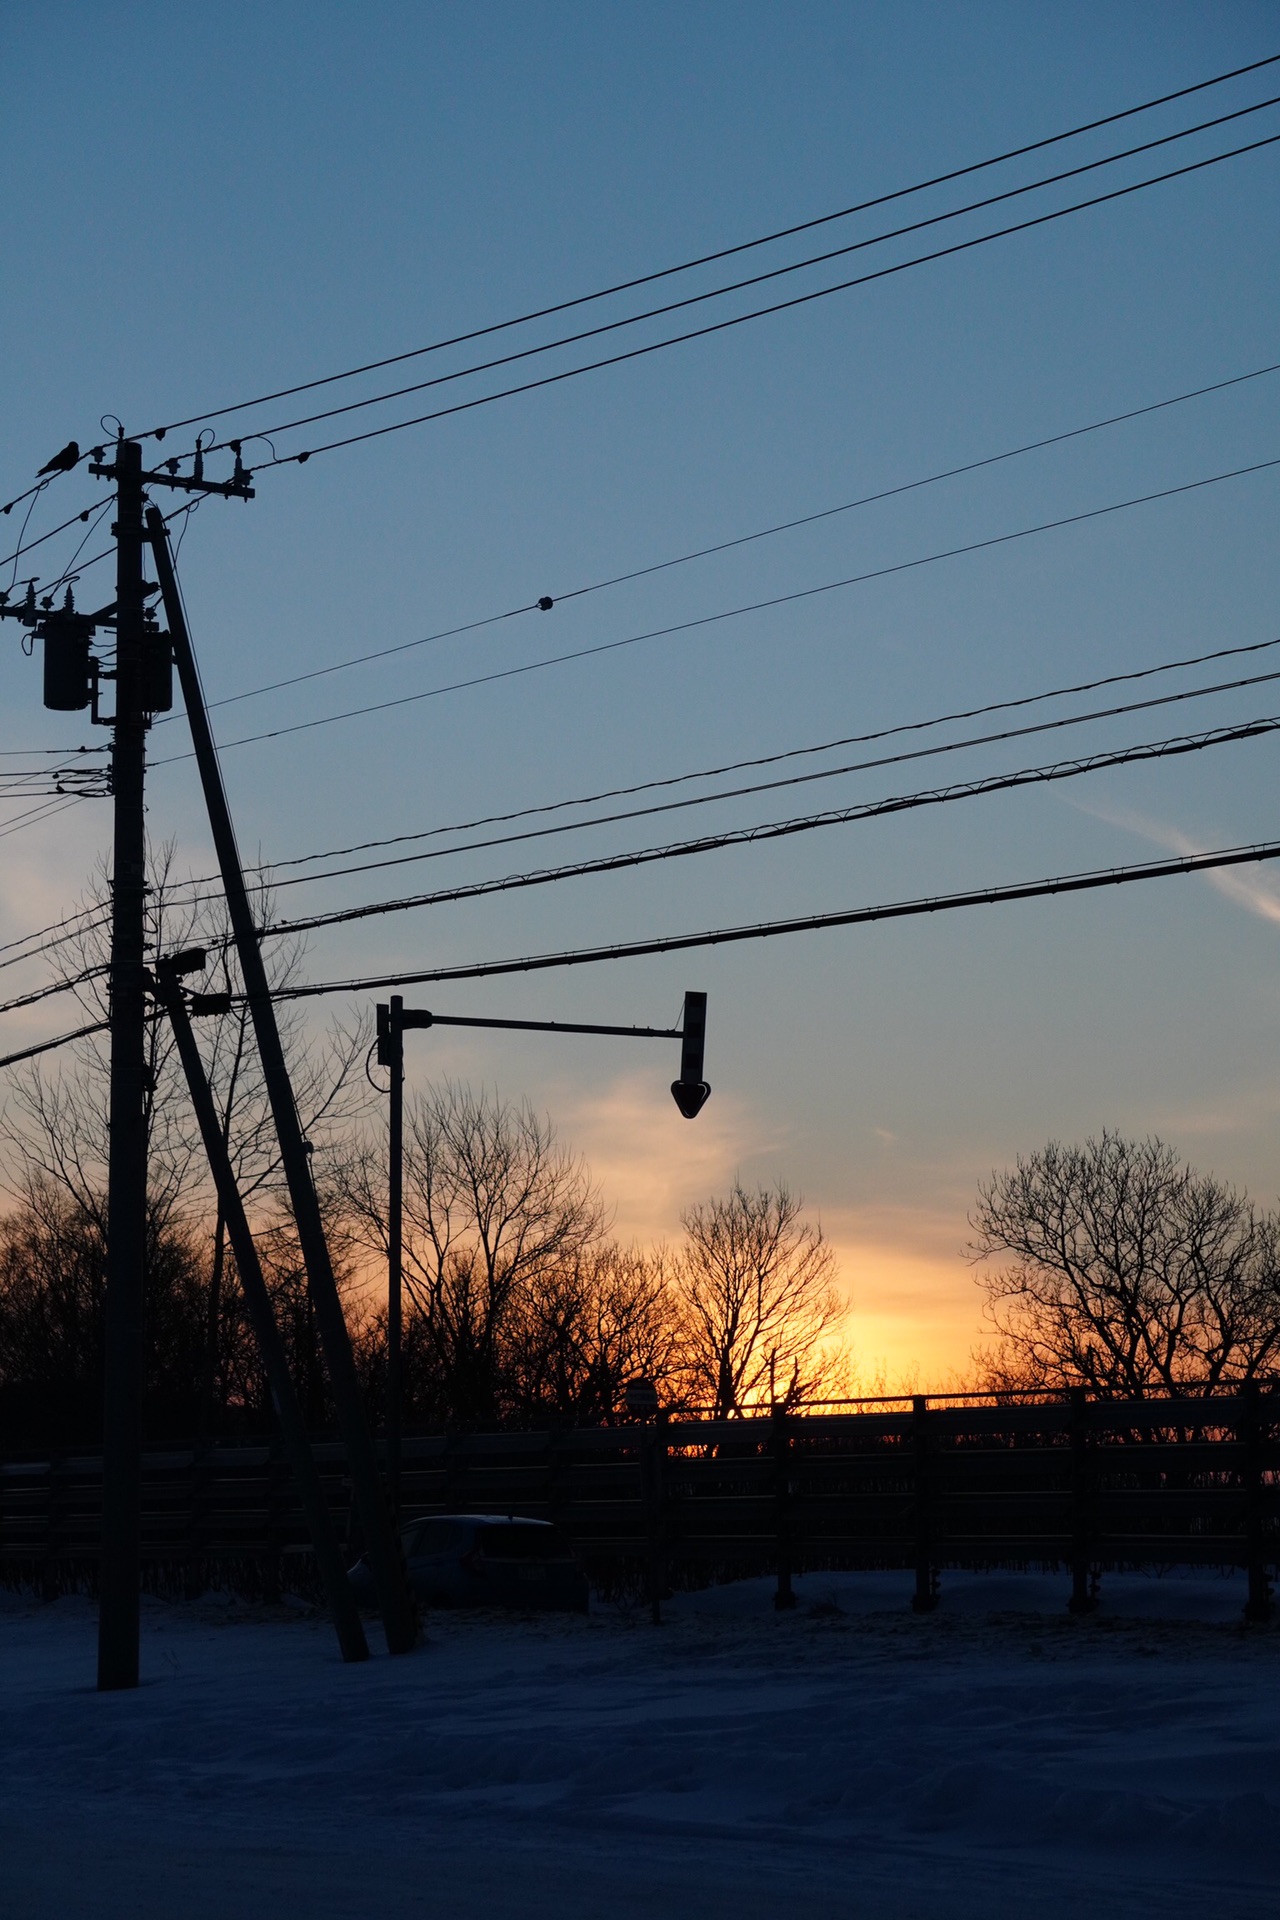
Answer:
[406,1513,556,1529]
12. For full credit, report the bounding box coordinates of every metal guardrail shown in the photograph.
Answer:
[3,1386,1277,1614]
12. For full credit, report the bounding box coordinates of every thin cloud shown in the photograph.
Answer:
[1071,795,1280,927]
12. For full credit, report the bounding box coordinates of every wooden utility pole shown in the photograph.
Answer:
[97,438,149,1691]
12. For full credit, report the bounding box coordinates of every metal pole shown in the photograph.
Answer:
[386,995,404,1518]
[98,439,148,1692]
[146,509,418,1655]
[155,969,370,1662]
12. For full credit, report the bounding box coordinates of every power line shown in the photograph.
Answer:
[0,498,110,579]
[9,836,1280,1055]
[0,1019,109,1074]
[0,964,108,1020]
[8,497,201,604]
[7,724,1278,1025]
[133,50,1280,446]
[254,130,1280,470]
[230,663,1280,892]
[0,794,89,842]
[56,629,1280,938]
[200,97,1280,456]
[160,356,1280,723]
[13,626,1280,974]
[148,452,1280,764]
[259,715,1280,939]
[231,635,1280,874]
[265,837,1280,999]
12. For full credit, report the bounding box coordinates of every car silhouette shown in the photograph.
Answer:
[350,1513,589,1612]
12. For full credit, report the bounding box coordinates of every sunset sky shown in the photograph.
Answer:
[3,2,1280,1385]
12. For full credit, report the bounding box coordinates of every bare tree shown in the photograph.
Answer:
[510,1242,681,1424]
[970,1131,1280,1394]
[0,847,370,1440]
[672,1181,844,1416]
[338,1081,605,1428]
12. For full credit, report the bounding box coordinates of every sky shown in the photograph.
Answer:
[2,1,1280,1385]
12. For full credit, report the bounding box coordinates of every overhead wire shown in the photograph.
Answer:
[3,821,1273,1064]
[251,130,1280,470]
[261,838,1280,1000]
[202,95,1280,456]
[216,661,1280,899]
[0,794,89,842]
[263,634,1280,873]
[9,711,1277,1013]
[6,626,1276,980]
[0,497,112,580]
[167,356,1280,722]
[133,49,1280,444]
[0,963,108,1020]
[0,1019,110,1074]
[147,452,1280,765]
[259,715,1280,939]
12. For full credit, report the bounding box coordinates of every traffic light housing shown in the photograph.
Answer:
[671,990,710,1119]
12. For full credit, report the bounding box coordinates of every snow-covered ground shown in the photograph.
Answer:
[3,1568,1277,1918]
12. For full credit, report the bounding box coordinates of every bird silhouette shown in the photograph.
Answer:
[36,441,80,477]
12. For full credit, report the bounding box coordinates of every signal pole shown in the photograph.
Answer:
[97,437,149,1691]
[385,996,404,1515]
[375,990,709,1504]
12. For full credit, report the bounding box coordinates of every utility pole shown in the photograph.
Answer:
[97,437,148,1691]
[7,438,252,1689]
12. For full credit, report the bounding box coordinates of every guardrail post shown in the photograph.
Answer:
[643,1415,668,1624]
[772,1404,797,1610]
[263,1436,286,1603]
[1067,1387,1098,1615]
[911,1395,938,1612]
[41,1450,64,1602]
[1241,1379,1273,1624]
[185,1441,210,1600]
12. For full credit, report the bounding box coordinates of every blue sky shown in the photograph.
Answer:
[3,2,1280,1377]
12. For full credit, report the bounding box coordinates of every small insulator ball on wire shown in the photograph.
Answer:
[297,451,311,464]
[538,595,554,611]
[154,428,166,442]
[79,511,90,523]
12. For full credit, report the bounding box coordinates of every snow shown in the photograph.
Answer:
[2,1568,1278,1918]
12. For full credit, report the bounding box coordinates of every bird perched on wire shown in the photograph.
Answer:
[36,441,79,477]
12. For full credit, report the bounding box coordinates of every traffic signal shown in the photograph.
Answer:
[671,990,710,1119]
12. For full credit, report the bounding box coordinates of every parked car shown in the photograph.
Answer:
[349,1513,589,1613]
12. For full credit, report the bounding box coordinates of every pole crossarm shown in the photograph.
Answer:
[89,459,254,501]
